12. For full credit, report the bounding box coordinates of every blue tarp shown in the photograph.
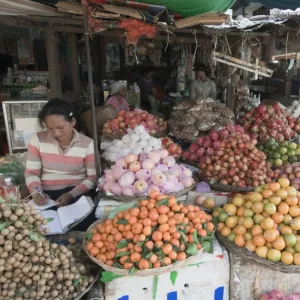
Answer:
[245,0,299,10]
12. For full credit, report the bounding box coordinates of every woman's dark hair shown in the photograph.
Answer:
[38,98,74,126]
[142,67,153,76]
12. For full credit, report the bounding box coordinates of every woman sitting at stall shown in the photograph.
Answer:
[106,81,130,112]
[25,98,96,207]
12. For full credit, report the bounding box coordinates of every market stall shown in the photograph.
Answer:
[3,1,300,300]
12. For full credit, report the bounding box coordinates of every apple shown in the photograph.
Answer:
[133,180,148,195]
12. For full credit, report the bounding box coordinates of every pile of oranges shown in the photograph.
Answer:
[85,191,214,270]
[215,178,300,265]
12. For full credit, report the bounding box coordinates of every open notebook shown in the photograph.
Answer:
[37,196,94,235]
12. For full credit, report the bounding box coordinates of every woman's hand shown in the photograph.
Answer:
[55,193,73,207]
[33,192,49,206]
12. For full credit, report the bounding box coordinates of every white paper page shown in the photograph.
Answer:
[57,196,93,232]
[41,210,62,234]
[28,199,56,211]
[15,118,43,146]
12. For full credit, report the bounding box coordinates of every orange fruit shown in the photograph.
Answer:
[168,251,177,261]
[244,217,254,229]
[150,254,158,264]
[272,236,286,251]
[158,214,168,224]
[86,242,94,251]
[168,197,176,207]
[163,232,171,242]
[294,253,300,265]
[130,252,141,263]
[177,252,187,261]
[233,225,247,235]
[130,207,140,217]
[220,227,231,237]
[145,241,154,250]
[124,262,134,269]
[272,212,284,224]
[138,259,150,270]
[143,226,152,236]
[90,247,100,257]
[289,206,300,217]
[95,241,104,249]
[159,223,169,233]
[225,216,238,228]
[281,251,293,265]
[234,235,246,247]
[255,246,268,258]
[287,195,298,206]
[128,217,138,225]
[163,257,172,266]
[245,240,256,252]
[281,225,293,235]
[267,248,281,262]
[252,202,264,214]
[251,225,263,236]
[253,235,266,247]
[269,182,280,192]
[96,254,106,262]
[152,231,163,242]
[162,244,173,255]
[263,229,278,242]
[92,234,102,243]
[261,218,274,230]
[262,189,273,199]
[149,210,159,221]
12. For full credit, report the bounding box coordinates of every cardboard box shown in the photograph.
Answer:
[105,239,229,300]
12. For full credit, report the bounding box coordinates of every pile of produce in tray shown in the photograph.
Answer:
[102,125,163,162]
[0,196,96,300]
[275,162,300,190]
[215,178,300,265]
[240,103,297,142]
[168,97,234,142]
[103,109,167,136]
[183,124,278,187]
[160,137,183,159]
[259,289,300,300]
[85,193,214,270]
[182,123,240,164]
[98,150,195,196]
[257,138,300,167]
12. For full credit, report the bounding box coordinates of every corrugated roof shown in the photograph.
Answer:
[0,0,61,16]
[245,0,299,10]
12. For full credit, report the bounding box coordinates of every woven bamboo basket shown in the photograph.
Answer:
[198,171,254,193]
[83,220,203,277]
[103,175,199,202]
[47,232,101,300]
[216,231,300,274]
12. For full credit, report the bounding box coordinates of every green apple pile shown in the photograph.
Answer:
[257,138,300,167]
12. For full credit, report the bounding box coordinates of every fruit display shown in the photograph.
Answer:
[182,124,241,164]
[257,138,300,167]
[183,124,278,187]
[240,103,297,142]
[276,163,300,190]
[103,110,167,136]
[102,126,163,162]
[98,150,195,196]
[259,289,300,300]
[0,197,96,300]
[85,193,214,271]
[215,178,300,265]
[168,97,234,142]
[160,137,183,159]
[286,101,300,120]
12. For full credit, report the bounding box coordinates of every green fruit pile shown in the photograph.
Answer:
[257,138,300,167]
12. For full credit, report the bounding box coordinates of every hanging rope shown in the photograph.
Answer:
[193,30,200,65]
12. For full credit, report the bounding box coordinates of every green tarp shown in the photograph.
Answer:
[135,0,235,17]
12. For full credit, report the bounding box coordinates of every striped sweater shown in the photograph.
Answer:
[25,130,96,198]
